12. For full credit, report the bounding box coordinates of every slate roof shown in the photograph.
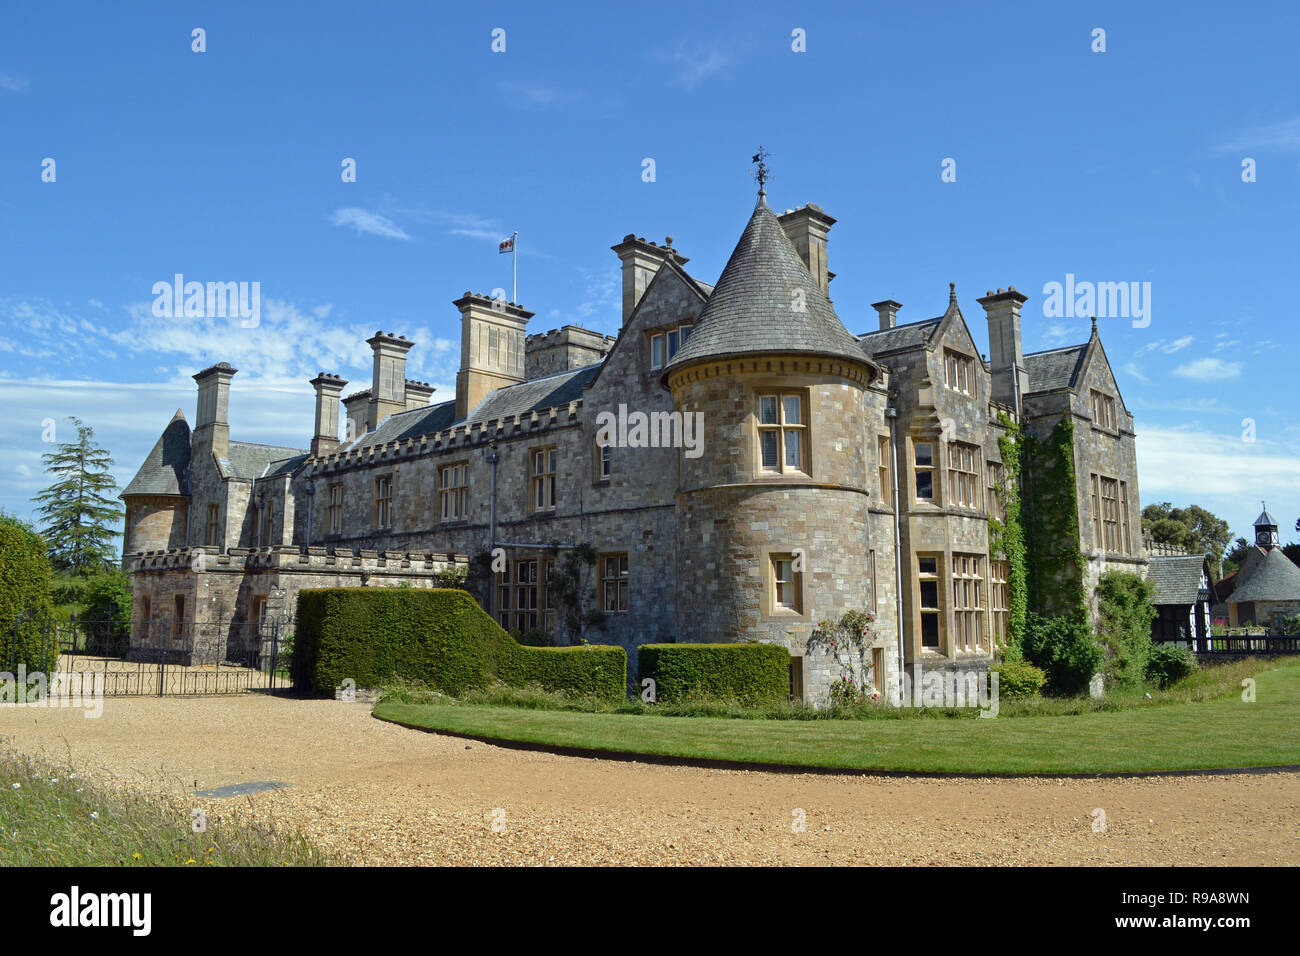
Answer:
[1226,548,1300,603]
[261,454,310,479]
[857,318,942,356]
[1147,555,1210,605]
[1024,344,1087,393]
[352,363,602,450]
[1254,510,1277,527]
[221,441,309,481]
[662,194,873,378]
[121,410,191,497]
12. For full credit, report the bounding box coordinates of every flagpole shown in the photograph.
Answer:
[512,230,518,304]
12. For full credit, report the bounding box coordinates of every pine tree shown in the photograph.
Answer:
[31,417,124,573]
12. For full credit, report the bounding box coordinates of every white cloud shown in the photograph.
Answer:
[667,43,733,89]
[1219,115,1300,154]
[1164,336,1194,353]
[1137,426,1300,535]
[500,81,562,105]
[330,208,412,240]
[0,75,28,92]
[1171,357,1243,380]
[1121,361,1151,385]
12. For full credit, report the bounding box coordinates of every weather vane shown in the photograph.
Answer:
[751,146,772,194]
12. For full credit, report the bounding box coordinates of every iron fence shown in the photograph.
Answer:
[2,611,294,697]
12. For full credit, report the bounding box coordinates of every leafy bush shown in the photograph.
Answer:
[991,658,1047,699]
[1145,642,1197,688]
[77,568,132,651]
[638,643,790,706]
[1094,570,1156,689]
[294,587,625,701]
[0,512,55,673]
[1021,612,1102,696]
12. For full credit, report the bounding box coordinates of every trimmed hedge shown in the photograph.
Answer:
[639,643,790,705]
[293,587,625,701]
[0,515,55,673]
[1146,643,1197,689]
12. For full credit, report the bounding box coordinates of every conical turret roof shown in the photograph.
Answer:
[662,193,873,382]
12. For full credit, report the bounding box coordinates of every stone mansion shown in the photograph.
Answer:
[121,184,1147,699]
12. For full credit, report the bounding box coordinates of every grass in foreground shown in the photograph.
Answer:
[0,751,333,866]
[373,658,1300,775]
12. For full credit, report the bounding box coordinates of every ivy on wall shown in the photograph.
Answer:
[1020,418,1089,626]
[989,412,1028,656]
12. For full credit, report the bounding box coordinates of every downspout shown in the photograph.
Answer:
[886,402,905,707]
[304,478,314,548]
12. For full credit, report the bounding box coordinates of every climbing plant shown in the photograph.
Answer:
[1021,418,1088,626]
[989,412,1028,657]
[546,543,606,645]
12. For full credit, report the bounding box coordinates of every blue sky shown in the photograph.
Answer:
[1,0,1297,550]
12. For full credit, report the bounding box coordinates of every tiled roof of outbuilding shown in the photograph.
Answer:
[1147,555,1209,605]
[1227,548,1300,603]
[662,194,872,379]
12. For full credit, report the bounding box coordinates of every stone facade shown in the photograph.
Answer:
[121,187,1147,702]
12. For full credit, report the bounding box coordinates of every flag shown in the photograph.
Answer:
[498,236,515,254]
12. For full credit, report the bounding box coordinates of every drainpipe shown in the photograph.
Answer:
[886,403,905,707]
[486,444,499,616]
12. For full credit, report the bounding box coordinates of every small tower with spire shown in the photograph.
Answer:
[1254,504,1280,550]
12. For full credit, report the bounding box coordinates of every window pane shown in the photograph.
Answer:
[921,614,939,647]
[782,395,801,424]
[759,396,778,424]
[784,431,802,469]
[915,443,933,467]
[918,557,937,575]
[667,330,679,358]
[760,431,779,468]
[920,580,939,608]
[916,471,933,499]
[651,335,663,367]
[679,324,691,342]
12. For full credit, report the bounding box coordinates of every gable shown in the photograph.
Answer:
[589,257,707,395]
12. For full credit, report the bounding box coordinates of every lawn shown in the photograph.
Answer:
[372,659,1300,775]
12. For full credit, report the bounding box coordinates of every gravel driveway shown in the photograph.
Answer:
[3,695,1297,866]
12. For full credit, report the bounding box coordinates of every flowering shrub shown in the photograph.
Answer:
[809,610,879,705]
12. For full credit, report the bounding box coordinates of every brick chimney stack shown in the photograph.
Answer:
[778,204,836,292]
[977,287,1030,412]
[367,331,414,428]
[454,293,532,420]
[872,299,902,331]
[309,373,347,458]
[610,236,688,328]
[192,362,237,462]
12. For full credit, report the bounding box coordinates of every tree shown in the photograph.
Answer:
[1141,502,1233,577]
[31,417,124,574]
[1223,536,1252,574]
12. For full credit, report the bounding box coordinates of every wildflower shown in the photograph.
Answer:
[90,812,98,820]
[10,783,19,790]
[184,858,196,865]
[132,853,142,859]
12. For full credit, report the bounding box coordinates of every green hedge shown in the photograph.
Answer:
[293,587,625,701]
[0,515,55,674]
[638,643,790,705]
[990,658,1047,699]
